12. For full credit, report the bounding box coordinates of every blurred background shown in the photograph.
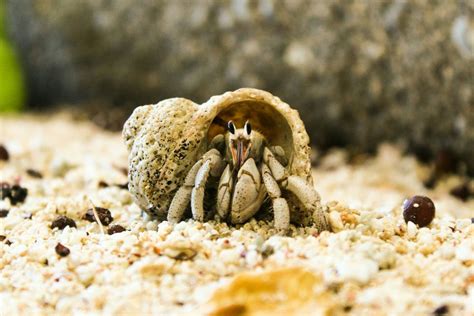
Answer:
[1,0,473,174]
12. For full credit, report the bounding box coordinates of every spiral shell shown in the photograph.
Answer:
[123,88,314,219]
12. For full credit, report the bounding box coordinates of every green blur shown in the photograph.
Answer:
[0,0,26,112]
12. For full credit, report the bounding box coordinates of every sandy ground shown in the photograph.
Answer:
[0,114,473,315]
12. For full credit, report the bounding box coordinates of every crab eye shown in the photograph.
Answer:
[244,121,252,135]
[228,121,236,134]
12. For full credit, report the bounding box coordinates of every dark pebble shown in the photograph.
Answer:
[26,169,43,179]
[0,145,9,161]
[55,243,70,257]
[449,182,471,201]
[261,244,274,258]
[83,207,114,226]
[9,185,28,205]
[0,209,9,218]
[433,305,448,315]
[402,195,436,227]
[51,215,77,230]
[98,180,109,188]
[1,182,11,200]
[115,182,129,190]
[0,236,12,245]
[117,167,128,176]
[107,224,126,235]
[471,218,474,224]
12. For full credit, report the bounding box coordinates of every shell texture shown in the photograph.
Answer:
[123,88,316,222]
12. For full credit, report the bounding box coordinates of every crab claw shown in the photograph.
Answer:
[230,158,265,223]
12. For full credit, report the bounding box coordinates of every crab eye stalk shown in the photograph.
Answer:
[228,121,236,134]
[244,120,252,136]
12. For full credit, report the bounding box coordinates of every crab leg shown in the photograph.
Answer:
[230,158,266,224]
[269,145,288,166]
[216,164,233,220]
[285,175,329,231]
[167,160,203,223]
[263,147,330,231]
[209,134,225,153]
[261,163,290,231]
[191,149,225,221]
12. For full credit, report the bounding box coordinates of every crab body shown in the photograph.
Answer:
[123,88,329,232]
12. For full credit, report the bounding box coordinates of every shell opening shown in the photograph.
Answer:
[207,100,294,162]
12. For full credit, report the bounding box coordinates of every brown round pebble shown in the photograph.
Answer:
[0,209,9,218]
[402,195,436,227]
[51,216,77,230]
[0,145,9,161]
[82,207,114,226]
[55,243,70,257]
[107,224,126,235]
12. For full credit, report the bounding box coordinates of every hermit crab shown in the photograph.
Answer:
[123,88,330,232]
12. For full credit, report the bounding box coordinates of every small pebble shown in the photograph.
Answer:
[117,166,128,176]
[0,235,6,241]
[115,182,129,190]
[0,209,9,218]
[83,207,114,226]
[98,180,109,188]
[55,243,70,257]
[51,216,77,230]
[1,182,11,200]
[164,246,197,260]
[107,224,126,235]
[261,244,274,258]
[343,305,353,312]
[9,184,28,205]
[0,145,9,161]
[432,305,448,315]
[26,169,43,179]
[449,182,471,201]
[402,195,435,227]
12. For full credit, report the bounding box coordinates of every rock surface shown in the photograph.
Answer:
[5,0,474,172]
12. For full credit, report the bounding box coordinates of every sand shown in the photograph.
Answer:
[0,114,473,315]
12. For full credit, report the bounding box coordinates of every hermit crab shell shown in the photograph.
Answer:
[123,88,314,218]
